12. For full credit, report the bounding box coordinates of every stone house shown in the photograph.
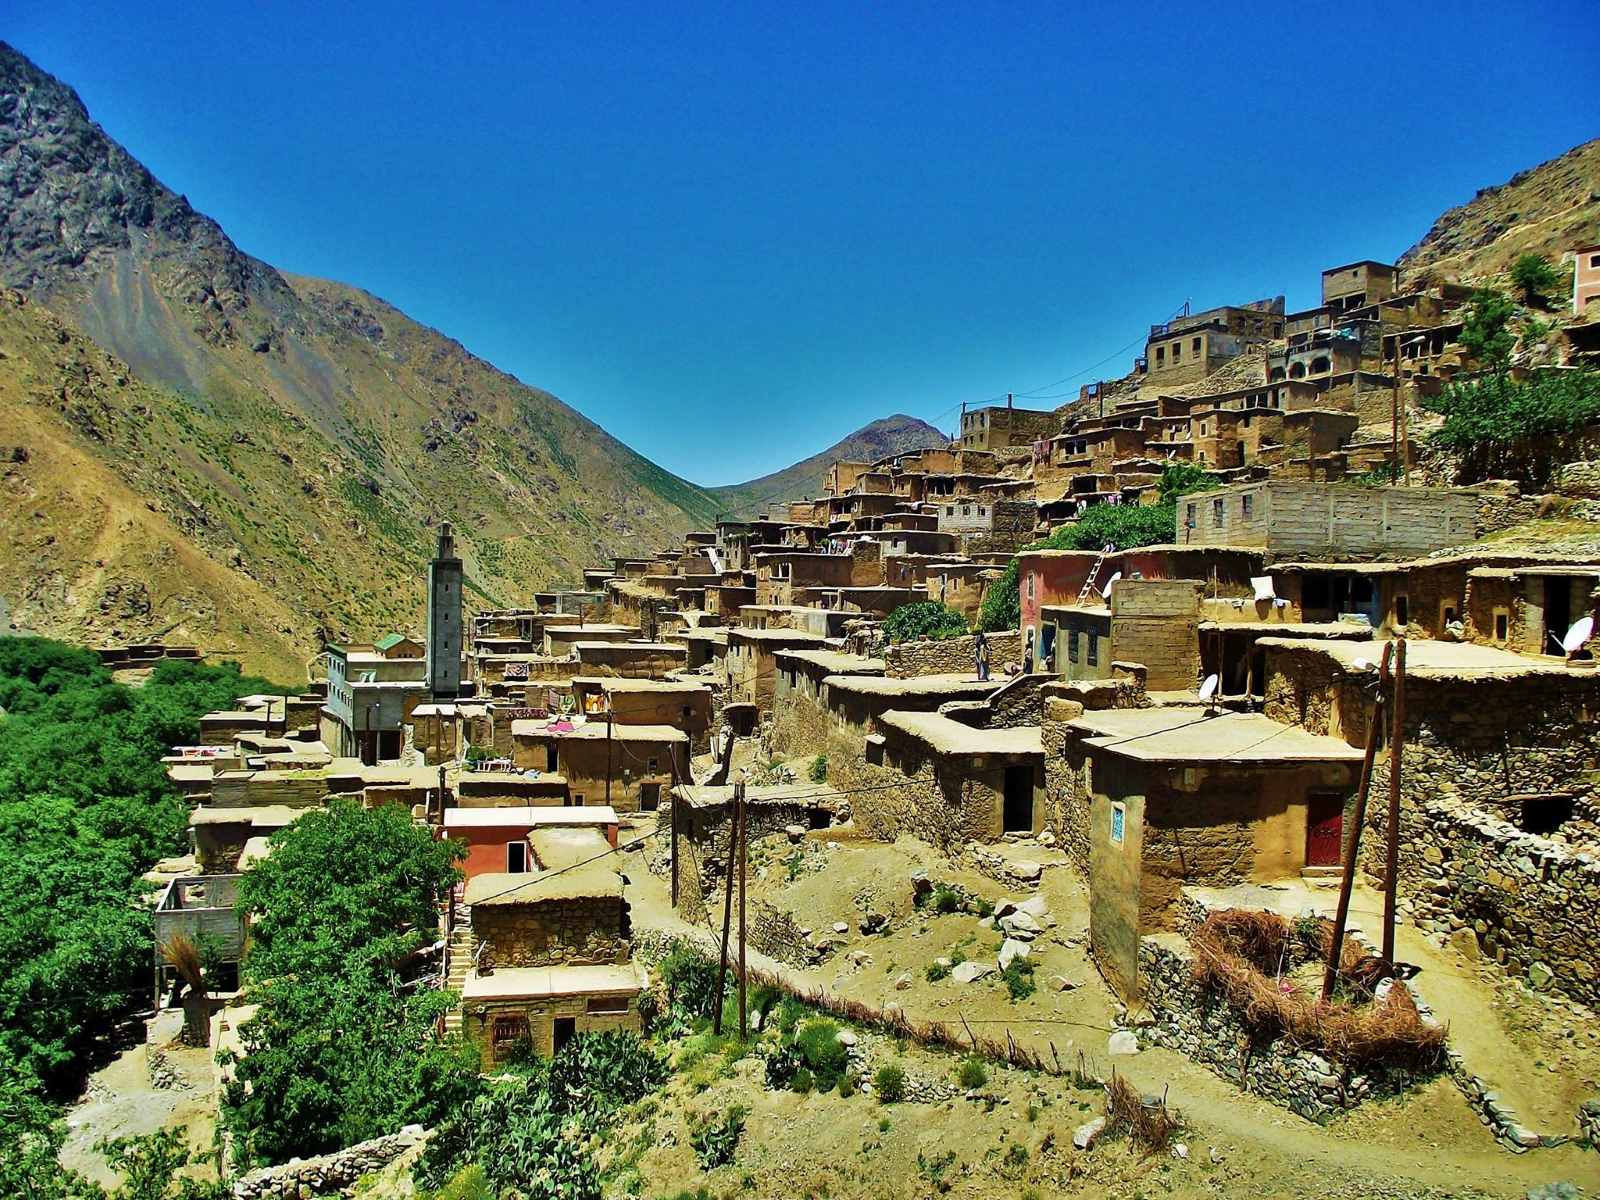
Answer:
[510,719,688,813]
[1037,578,1202,691]
[572,640,688,678]
[725,626,831,711]
[1052,706,1362,995]
[570,676,714,753]
[769,648,885,755]
[959,402,1058,451]
[543,623,636,657]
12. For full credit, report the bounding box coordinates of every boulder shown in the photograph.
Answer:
[833,921,850,934]
[998,939,1032,969]
[1009,860,1043,883]
[1107,1029,1140,1056]
[895,972,913,991]
[1000,911,1043,938]
[1049,975,1077,992]
[785,824,806,843]
[952,960,994,984]
[1528,961,1555,991]
[1072,1116,1106,1150]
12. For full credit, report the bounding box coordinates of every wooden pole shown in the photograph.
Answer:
[669,787,679,907]
[604,704,613,809]
[1391,336,1401,475]
[1382,637,1407,963]
[1321,641,1393,1003]
[737,781,748,1040]
[713,786,739,1036]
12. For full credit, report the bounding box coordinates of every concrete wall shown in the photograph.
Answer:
[1183,482,1479,558]
[1110,580,1202,691]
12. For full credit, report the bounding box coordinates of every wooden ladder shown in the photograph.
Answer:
[1077,545,1112,603]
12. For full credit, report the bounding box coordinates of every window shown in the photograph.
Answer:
[1027,573,1035,601]
[1192,337,1202,353]
[1212,497,1225,526]
[1068,629,1079,663]
[1185,503,1196,530]
[586,994,631,1014]
[1591,254,1600,269]
[1110,802,1126,846]
[1241,494,1253,518]
[1495,611,1509,642]
[1156,346,1165,363]
[1086,631,1099,666]
[647,756,659,772]
[491,1014,529,1058]
[572,792,585,806]
[1173,343,1182,361]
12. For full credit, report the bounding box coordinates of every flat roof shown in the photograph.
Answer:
[460,962,647,1001]
[727,627,832,643]
[676,781,844,808]
[545,623,637,635]
[878,710,1043,757]
[530,827,613,869]
[510,719,687,742]
[1257,637,1580,680]
[189,805,305,827]
[443,806,619,829]
[1197,621,1371,637]
[823,673,997,700]
[465,860,623,905]
[1068,709,1365,764]
[772,648,886,675]
[570,676,709,692]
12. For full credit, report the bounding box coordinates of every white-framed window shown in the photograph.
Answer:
[1110,802,1126,846]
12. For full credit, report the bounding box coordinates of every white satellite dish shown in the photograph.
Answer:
[1351,658,1371,671]
[1562,616,1595,655]
[1100,571,1122,599]
[1198,674,1219,701]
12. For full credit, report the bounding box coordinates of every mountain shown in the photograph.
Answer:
[0,43,721,677]
[709,414,949,518]
[1400,138,1600,285]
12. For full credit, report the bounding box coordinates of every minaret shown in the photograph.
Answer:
[427,522,462,698]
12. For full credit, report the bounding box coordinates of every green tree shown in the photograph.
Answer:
[237,800,464,980]
[881,601,969,643]
[1426,368,1600,484]
[1458,288,1517,369]
[977,558,1021,633]
[1509,253,1562,304]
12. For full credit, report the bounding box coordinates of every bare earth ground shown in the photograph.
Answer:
[621,821,1600,1200]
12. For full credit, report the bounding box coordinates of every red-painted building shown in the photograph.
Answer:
[443,806,620,880]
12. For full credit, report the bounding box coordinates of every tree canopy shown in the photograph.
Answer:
[1458,288,1517,368]
[1509,252,1563,305]
[1426,368,1600,485]
[881,600,969,643]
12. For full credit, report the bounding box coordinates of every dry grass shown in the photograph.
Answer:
[1189,909,1447,1072]
[159,932,205,991]
[1104,1071,1178,1152]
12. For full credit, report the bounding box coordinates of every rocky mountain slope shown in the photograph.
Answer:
[710,414,948,518]
[0,42,724,676]
[1400,137,1600,285]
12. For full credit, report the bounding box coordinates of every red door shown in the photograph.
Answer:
[1305,794,1345,867]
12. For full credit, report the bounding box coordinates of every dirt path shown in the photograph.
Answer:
[625,834,1600,1198]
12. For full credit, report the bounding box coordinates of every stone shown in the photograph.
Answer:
[952,960,993,984]
[1037,831,1057,847]
[837,1030,857,1047]
[895,972,913,990]
[785,824,806,843]
[1050,975,1077,992]
[1107,1029,1140,1056]
[849,949,872,967]
[1171,1142,1188,1159]
[1000,911,1043,937]
[1446,926,1480,961]
[1072,1116,1106,1150]
[998,939,1031,969]
[933,956,953,970]
[1009,860,1043,882]
[833,921,849,934]
[1528,961,1555,990]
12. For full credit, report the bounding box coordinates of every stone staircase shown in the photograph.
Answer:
[442,905,475,1036]
[1300,865,1342,889]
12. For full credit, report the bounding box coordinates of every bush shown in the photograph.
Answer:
[977,558,1021,633]
[750,983,783,1019]
[930,887,961,915]
[924,960,952,983]
[1459,288,1516,367]
[658,944,730,1023]
[955,1056,988,1089]
[808,754,828,784]
[883,601,969,644]
[545,1031,668,1120]
[748,758,795,787]
[1001,960,1036,1002]
[772,997,809,1036]
[873,1062,907,1103]
[837,1071,857,1098]
[1426,368,1600,484]
[791,1067,815,1095]
[416,1075,596,1200]
[762,1040,803,1090]
[794,1018,849,1088]
[690,1106,747,1169]
[1510,252,1562,304]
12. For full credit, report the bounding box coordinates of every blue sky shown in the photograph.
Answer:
[11,2,1599,485]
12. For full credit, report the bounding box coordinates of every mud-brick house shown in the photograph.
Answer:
[189,804,304,872]
[1178,481,1479,558]
[543,623,637,657]
[443,805,619,881]
[570,676,714,753]
[725,627,831,711]
[1037,579,1202,690]
[1055,707,1363,995]
[510,719,688,813]
[454,838,645,1064]
[770,648,885,755]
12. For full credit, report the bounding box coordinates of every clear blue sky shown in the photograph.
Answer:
[11,2,1599,485]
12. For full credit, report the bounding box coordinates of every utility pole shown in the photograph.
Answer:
[1382,637,1407,963]
[604,702,613,809]
[1390,334,1401,477]
[737,780,748,1040]
[713,783,740,1036]
[1322,642,1393,1003]
[669,787,679,907]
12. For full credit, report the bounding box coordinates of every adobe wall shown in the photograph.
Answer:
[462,994,641,1067]
[834,743,1005,855]
[472,898,629,968]
[884,630,1021,678]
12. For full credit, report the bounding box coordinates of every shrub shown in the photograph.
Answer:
[658,944,729,1023]
[748,758,795,787]
[883,601,969,644]
[873,1062,906,1103]
[794,1018,849,1089]
[1001,960,1036,1002]
[1510,252,1562,303]
[1458,288,1517,367]
[762,1040,803,1090]
[955,1056,988,1089]
[791,1067,815,1095]
[1427,368,1600,484]
[772,996,809,1036]
[545,1031,668,1119]
[750,983,783,1018]
[837,1071,857,1098]
[930,887,961,915]
[977,558,1021,633]
[690,1106,747,1169]
[924,960,952,983]
[808,754,828,784]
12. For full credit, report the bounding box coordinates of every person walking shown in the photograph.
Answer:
[975,628,990,681]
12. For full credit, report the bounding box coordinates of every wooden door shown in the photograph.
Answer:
[1305,794,1344,867]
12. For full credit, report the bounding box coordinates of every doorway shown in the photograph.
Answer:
[1002,766,1034,833]
[1305,793,1345,867]
[553,1016,576,1053]
[1545,578,1572,655]
[640,783,660,812]
[507,842,528,873]
[546,743,559,772]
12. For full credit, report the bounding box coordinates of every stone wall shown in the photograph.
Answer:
[749,900,837,967]
[1137,938,1436,1124]
[230,1126,428,1198]
[472,898,629,968]
[835,744,1001,854]
[884,630,1021,678]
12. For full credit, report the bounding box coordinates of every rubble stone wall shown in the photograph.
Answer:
[472,899,628,967]
[835,746,1000,854]
[885,630,1021,678]
[230,1126,428,1198]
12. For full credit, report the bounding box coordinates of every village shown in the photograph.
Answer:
[82,249,1600,1199]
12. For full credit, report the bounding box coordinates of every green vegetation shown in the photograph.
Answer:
[882,600,970,643]
[748,757,796,787]
[690,1105,748,1169]
[220,802,477,1167]
[1509,252,1563,304]
[1426,368,1600,484]
[1001,959,1037,1002]
[808,754,829,784]
[1458,288,1517,368]
[873,1062,907,1103]
[0,640,284,1194]
[955,1056,989,1089]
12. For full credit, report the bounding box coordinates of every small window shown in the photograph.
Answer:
[586,994,631,1014]
[682,705,692,722]
[1156,346,1165,362]
[1495,611,1509,642]
[1192,337,1202,353]
[1173,343,1182,361]
[648,756,659,772]
[1068,629,1080,663]
[572,792,585,806]
[1213,497,1225,526]
[1591,254,1600,269]
[1027,573,1036,601]
[1241,494,1253,518]
[1110,802,1126,845]
[1185,503,1196,530]
[491,1014,529,1056]
[1087,631,1099,666]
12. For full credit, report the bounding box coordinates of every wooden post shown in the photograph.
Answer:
[713,786,739,1036]
[1391,336,1401,475]
[1322,642,1393,1003]
[737,781,748,1040]
[669,788,679,907]
[1382,637,1407,963]
[605,704,613,809]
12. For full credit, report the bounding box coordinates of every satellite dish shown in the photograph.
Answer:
[1198,674,1219,700]
[1351,658,1371,671]
[1562,616,1595,655]
[1100,571,1122,599]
